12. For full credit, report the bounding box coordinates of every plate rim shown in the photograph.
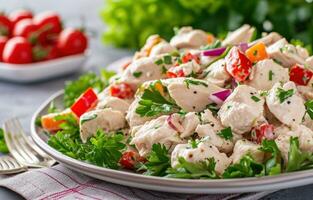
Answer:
[30,90,313,193]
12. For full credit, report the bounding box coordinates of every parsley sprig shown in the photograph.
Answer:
[259,140,282,175]
[184,78,208,89]
[305,100,313,120]
[135,82,179,117]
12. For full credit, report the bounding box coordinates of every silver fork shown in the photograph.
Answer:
[3,118,56,168]
[0,156,27,175]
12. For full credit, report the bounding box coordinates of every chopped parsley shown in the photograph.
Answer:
[155,59,163,65]
[161,66,167,74]
[133,71,143,78]
[268,70,274,81]
[305,100,313,120]
[217,127,233,140]
[206,103,219,116]
[163,55,172,64]
[184,79,208,89]
[80,113,97,124]
[253,50,258,56]
[251,95,261,102]
[201,40,221,50]
[260,91,268,97]
[276,88,294,103]
[188,139,201,149]
[259,140,282,175]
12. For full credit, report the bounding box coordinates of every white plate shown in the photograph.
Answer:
[30,90,313,194]
[0,52,89,83]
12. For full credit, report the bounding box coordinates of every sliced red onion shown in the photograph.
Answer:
[202,47,227,57]
[209,89,232,104]
[167,114,180,132]
[231,79,238,89]
[238,43,249,52]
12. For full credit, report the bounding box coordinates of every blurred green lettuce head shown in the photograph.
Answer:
[100,0,313,49]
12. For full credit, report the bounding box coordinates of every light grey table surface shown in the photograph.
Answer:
[0,0,312,199]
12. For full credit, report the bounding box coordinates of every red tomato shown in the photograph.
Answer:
[181,52,200,64]
[0,36,8,61]
[251,123,275,144]
[166,68,185,78]
[70,88,98,117]
[9,10,33,28]
[289,64,313,86]
[225,46,253,82]
[57,28,88,56]
[33,11,62,35]
[32,45,59,61]
[0,15,13,36]
[110,83,134,99]
[119,150,144,169]
[13,19,38,44]
[2,37,32,64]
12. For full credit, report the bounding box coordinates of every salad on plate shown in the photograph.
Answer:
[37,24,313,179]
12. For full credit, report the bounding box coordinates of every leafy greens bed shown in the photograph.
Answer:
[41,71,313,179]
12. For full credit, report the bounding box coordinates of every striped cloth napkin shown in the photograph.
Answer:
[0,164,274,200]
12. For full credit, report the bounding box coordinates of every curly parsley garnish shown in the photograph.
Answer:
[133,71,142,78]
[135,82,179,117]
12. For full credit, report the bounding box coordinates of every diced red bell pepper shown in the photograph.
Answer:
[289,64,313,86]
[70,88,98,117]
[181,52,200,64]
[119,150,145,169]
[110,83,134,99]
[251,123,275,144]
[166,68,185,78]
[225,46,253,82]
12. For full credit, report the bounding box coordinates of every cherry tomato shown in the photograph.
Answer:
[0,36,8,61]
[289,64,313,86]
[225,46,253,82]
[57,28,88,56]
[110,83,134,99]
[181,52,200,64]
[251,123,275,144]
[70,88,98,117]
[9,10,33,28]
[13,19,38,44]
[2,37,32,64]
[33,11,62,35]
[32,44,59,61]
[0,15,13,36]
[166,68,185,78]
[119,150,145,169]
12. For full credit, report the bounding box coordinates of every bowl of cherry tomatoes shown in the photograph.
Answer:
[0,10,89,83]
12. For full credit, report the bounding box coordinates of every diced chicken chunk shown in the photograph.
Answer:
[249,32,282,47]
[167,112,200,138]
[303,114,313,131]
[170,27,208,49]
[266,82,305,127]
[276,125,313,162]
[267,39,307,67]
[247,59,289,91]
[126,98,154,127]
[169,60,202,77]
[80,108,126,143]
[218,85,265,134]
[231,140,264,163]
[149,41,176,56]
[306,56,313,67]
[130,115,182,156]
[297,78,313,100]
[134,35,162,59]
[167,78,222,112]
[96,96,130,115]
[204,59,231,87]
[171,142,232,175]
[222,24,255,46]
[119,56,170,89]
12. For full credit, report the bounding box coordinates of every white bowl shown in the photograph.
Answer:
[0,52,89,83]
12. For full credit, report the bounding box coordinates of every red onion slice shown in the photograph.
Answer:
[167,114,180,132]
[209,89,232,104]
[238,43,249,52]
[202,47,227,57]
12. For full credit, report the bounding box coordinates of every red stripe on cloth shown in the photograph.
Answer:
[50,168,129,200]
[36,171,101,200]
